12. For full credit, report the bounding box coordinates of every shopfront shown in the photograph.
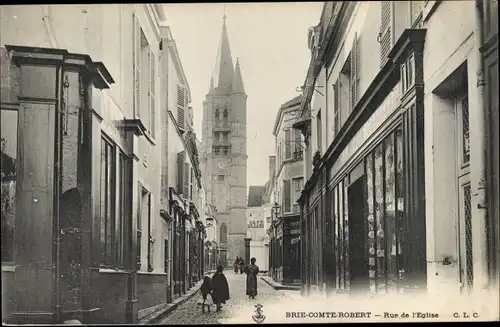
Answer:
[298,29,428,296]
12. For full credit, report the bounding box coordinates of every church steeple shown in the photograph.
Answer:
[232,57,246,95]
[211,14,234,94]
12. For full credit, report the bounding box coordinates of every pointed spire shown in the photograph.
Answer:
[232,57,246,95]
[211,14,234,94]
[209,77,215,93]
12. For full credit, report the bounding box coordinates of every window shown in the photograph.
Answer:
[218,175,225,182]
[177,85,186,130]
[409,1,425,27]
[379,1,394,67]
[285,128,292,160]
[283,179,291,213]
[220,224,228,244]
[116,152,127,268]
[316,110,322,153]
[223,132,229,142]
[177,151,186,195]
[293,128,302,157]
[459,95,470,164]
[333,80,341,137]
[292,177,304,209]
[401,54,415,95]
[223,108,228,126]
[140,188,153,272]
[132,15,156,139]
[215,108,220,124]
[1,109,17,263]
[100,136,117,268]
[222,147,230,155]
[213,146,220,155]
[350,33,360,110]
[189,167,194,200]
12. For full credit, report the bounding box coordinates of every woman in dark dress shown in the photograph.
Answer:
[234,257,240,274]
[245,257,259,299]
[211,265,230,311]
[239,258,244,274]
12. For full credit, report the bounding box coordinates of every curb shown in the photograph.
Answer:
[140,273,215,325]
[260,276,301,291]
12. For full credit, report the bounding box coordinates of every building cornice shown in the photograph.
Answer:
[272,99,301,137]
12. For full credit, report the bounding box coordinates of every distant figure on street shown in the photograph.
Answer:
[211,265,230,312]
[245,257,259,299]
[239,257,244,274]
[234,257,240,274]
[199,276,213,313]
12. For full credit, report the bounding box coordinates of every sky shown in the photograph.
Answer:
[163,2,323,187]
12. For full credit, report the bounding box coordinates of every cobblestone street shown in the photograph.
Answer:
[158,270,294,325]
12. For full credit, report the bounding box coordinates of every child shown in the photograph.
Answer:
[199,276,213,313]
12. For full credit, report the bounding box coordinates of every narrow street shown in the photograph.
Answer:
[158,270,295,325]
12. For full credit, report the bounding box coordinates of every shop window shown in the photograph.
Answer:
[1,109,17,264]
[100,137,117,268]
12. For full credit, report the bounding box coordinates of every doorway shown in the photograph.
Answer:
[348,176,368,295]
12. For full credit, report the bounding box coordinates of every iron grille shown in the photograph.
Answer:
[462,96,470,163]
[464,184,473,291]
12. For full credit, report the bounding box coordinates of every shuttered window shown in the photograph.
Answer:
[380,1,394,67]
[183,163,189,199]
[283,179,291,213]
[177,85,185,130]
[285,129,291,159]
[149,51,156,138]
[333,80,340,137]
[133,13,141,119]
[350,33,360,111]
[293,128,302,154]
[177,151,185,194]
[189,167,194,200]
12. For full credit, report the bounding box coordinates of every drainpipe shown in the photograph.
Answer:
[473,0,489,294]
[42,5,58,48]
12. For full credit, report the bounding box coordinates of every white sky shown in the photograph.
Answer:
[163,2,323,187]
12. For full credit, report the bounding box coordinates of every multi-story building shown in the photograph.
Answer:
[201,15,248,267]
[294,0,498,303]
[161,24,207,302]
[268,95,304,285]
[0,4,207,324]
[246,186,271,272]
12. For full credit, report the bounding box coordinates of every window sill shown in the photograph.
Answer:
[1,265,16,272]
[137,271,168,276]
[94,267,129,274]
[143,129,157,146]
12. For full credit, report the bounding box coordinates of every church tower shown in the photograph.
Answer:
[201,14,247,266]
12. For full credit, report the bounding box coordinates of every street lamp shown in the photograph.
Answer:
[272,202,281,220]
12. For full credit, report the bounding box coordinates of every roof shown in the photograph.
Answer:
[272,94,303,136]
[247,186,267,207]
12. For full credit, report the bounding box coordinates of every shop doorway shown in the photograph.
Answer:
[348,175,368,294]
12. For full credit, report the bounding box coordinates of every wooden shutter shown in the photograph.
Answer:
[149,51,156,138]
[177,85,185,130]
[285,129,291,159]
[380,1,393,66]
[136,183,143,270]
[147,193,154,271]
[183,163,189,198]
[133,14,141,119]
[177,151,185,194]
[350,33,359,111]
[333,80,340,136]
[283,179,291,213]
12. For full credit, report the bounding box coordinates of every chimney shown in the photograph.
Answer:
[268,156,276,180]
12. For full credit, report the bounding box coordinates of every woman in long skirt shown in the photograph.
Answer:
[245,257,259,299]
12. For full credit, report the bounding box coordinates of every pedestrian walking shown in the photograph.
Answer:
[245,257,259,299]
[211,265,230,312]
[234,257,240,274]
[238,258,244,274]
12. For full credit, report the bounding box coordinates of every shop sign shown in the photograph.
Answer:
[247,220,264,228]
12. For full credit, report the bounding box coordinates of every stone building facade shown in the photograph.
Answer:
[294,0,498,304]
[201,16,248,267]
[0,4,208,324]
